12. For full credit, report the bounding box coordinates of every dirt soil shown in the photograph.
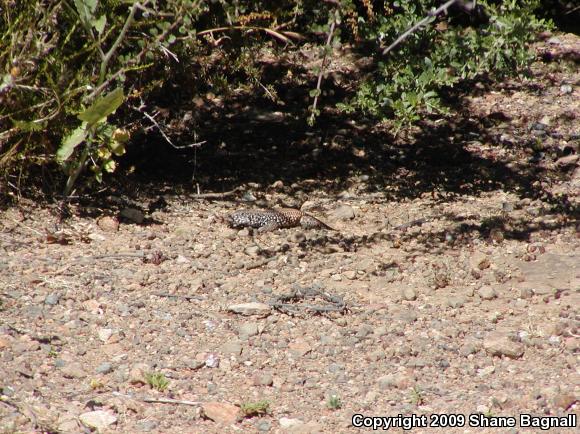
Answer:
[1,35,579,434]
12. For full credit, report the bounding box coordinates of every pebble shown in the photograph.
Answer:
[129,363,149,385]
[255,419,272,432]
[401,287,417,301]
[96,362,113,374]
[228,302,271,316]
[79,410,117,431]
[61,362,86,379]
[44,292,61,305]
[136,420,159,432]
[279,417,304,429]
[478,285,497,300]
[202,401,241,424]
[220,340,243,355]
[253,373,274,386]
[447,296,467,308]
[483,332,524,359]
[238,322,260,340]
[331,204,355,220]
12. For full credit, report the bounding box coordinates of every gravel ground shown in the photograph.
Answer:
[0,34,578,434]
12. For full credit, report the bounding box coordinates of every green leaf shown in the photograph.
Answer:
[74,0,97,25]
[57,124,88,163]
[93,15,107,35]
[78,88,124,126]
[12,119,45,132]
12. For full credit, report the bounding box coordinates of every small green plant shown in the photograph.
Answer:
[327,394,342,410]
[47,347,58,358]
[89,378,105,390]
[240,400,271,417]
[145,372,169,392]
[410,386,425,406]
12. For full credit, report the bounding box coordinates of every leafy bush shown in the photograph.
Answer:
[0,0,553,197]
[335,0,552,130]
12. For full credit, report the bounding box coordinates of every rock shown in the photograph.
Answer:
[288,339,312,357]
[220,340,243,355]
[447,296,467,308]
[253,373,274,386]
[237,322,260,340]
[61,362,86,379]
[136,420,159,432]
[401,287,417,301]
[471,253,491,270]
[459,343,477,357]
[478,285,497,300]
[244,245,262,256]
[96,362,113,374]
[331,205,355,220]
[79,410,117,431]
[556,154,578,168]
[98,328,113,343]
[279,417,304,429]
[44,292,61,305]
[202,402,241,424]
[343,270,357,280]
[228,302,271,316]
[552,393,577,410]
[129,363,149,385]
[120,207,145,224]
[483,332,524,359]
[255,419,272,432]
[560,84,573,94]
[96,215,119,232]
[205,353,220,368]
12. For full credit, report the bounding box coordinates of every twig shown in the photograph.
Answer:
[382,0,467,55]
[153,293,204,301]
[308,9,338,125]
[142,397,203,406]
[188,187,241,199]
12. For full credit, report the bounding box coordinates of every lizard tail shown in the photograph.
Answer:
[300,214,336,231]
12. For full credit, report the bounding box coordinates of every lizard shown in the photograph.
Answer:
[226,208,335,232]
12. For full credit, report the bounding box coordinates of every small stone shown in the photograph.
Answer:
[288,339,312,357]
[553,393,577,410]
[220,340,243,355]
[205,353,220,368]
[245,245,262,256]
[61,362,86,379]
[556,154,579,168]
[129,363,149,385]
[471,253,491,270]
[120,208,144,224]
[79,410,117,431]
[279,417,304,429]
[95,362,113,374]
[202,402,241,424]
[560,84,573,94]
[343,270,357,280]
[459,343,477,357]
[478,286,497,300]
[238,322,260,340]
[484,332,524,359]
[331,204,355,220]
[228,302,271,316]
[44,292,60,306]
[447,296,467,308]
[137,420,159,432]
[519,287,533,299]
[255,419,272,432]
[253,373,274,386]
[401,287,417,301]
[96,215,119,232]
[98,328,113,343]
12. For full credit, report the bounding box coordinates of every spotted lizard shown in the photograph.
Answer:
[226,208,335,232]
